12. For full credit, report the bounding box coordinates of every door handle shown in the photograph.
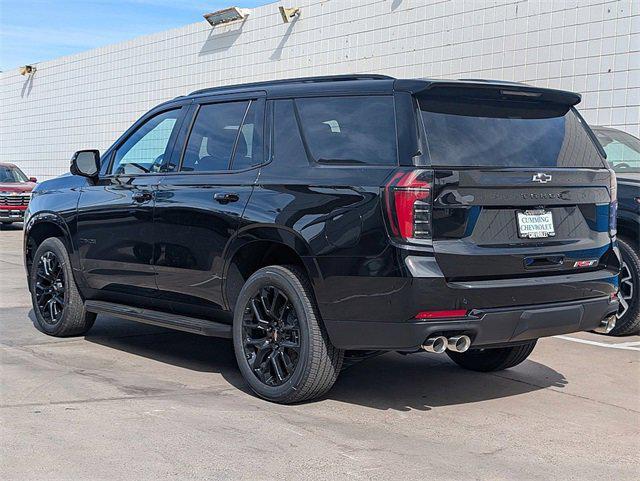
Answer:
[214,192,240,204]
[132,191,154,203]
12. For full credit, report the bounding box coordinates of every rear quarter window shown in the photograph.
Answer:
[295,96,397,166]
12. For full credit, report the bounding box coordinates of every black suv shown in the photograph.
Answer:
[592,126,640,335]
[24,75,620,403]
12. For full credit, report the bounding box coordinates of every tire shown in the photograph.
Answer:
[233,265,344,403]
[1,221,13,226]
[29,237,96,337]
[610,237,640,336]
[446,340,537,372]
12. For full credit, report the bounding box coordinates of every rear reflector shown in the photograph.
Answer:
[415,309,469,319]
[609,170,617,236]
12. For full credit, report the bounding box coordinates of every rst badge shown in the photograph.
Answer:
[573,259,599,268]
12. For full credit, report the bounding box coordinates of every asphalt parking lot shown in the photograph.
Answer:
[0,225,638,481]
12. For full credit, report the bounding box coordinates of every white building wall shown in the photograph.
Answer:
[1,0,638,180]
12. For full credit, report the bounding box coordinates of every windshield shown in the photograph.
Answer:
[0,165,29,183]
[592,128,640,174]
[419,97,606,169]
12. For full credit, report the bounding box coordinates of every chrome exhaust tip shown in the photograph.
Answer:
[594,314,617,334]
[447,335,471,353]
[422,336,447,354]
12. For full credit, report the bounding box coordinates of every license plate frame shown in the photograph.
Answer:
[516,209,555,239]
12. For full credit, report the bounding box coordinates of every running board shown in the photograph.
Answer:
[84,300,232,338]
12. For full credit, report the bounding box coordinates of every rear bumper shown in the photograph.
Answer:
[325,296,619,350]
[312,246,619,350]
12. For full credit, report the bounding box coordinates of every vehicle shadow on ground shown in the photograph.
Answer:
[329,354,566,411]
[74,315,569,411]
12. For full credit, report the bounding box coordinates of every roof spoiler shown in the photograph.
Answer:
[395,79,581,106]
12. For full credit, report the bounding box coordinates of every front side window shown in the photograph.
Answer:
[593,128,640,173]
[112,109,180,175]
[295,96,397,165]
[181,101,250,172]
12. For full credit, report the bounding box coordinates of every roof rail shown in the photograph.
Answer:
[189,74,394,96]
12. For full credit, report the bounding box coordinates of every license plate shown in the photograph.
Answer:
[517,210,555,239]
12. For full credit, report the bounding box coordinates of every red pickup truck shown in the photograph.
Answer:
[0,163,37,225]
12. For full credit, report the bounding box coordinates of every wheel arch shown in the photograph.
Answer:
[223,225,320,312]
[24,213,75,274]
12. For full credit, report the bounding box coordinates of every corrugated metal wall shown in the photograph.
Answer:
[1,0,638,179]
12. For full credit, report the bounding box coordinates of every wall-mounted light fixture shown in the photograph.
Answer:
[203,6,251,27]
[19,65,36,76]
[279,6,301,23]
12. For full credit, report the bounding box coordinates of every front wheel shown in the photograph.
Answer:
[447,340,537,372]
[29,237,96,337]
[233,265,343,403]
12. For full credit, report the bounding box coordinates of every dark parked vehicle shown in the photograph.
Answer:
[24,75,620,403]
[592,126,640,335]
[0,162,37,226]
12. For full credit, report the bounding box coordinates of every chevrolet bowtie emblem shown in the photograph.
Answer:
[532,173,552,183]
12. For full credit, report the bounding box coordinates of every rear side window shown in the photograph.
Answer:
[419,97,606,168]
[295,96,397,165]
[231,100,264,170]
[273,100,307,164]
[181,101,249,172]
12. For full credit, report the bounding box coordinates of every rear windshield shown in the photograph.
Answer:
[419,97,606,168]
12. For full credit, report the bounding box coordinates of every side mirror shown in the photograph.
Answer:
[29,177,37,183]
[70,150,100,178]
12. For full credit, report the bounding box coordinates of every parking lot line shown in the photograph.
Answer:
[555,335,640,351]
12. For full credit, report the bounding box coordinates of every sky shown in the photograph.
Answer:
[0,0,270,71]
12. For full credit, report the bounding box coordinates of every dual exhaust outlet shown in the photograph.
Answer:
[422,335,471,354]
[594,314,617,334]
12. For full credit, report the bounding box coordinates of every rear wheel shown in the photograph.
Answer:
[233,265,343,403]
[610,237,640,336]
[29,237,96,337]
[447,340,537,372]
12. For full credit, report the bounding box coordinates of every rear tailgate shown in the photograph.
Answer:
[416,85,616,281]
[431,168,613,279]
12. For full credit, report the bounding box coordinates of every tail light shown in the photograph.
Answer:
[609,170,617,236]
[384,169,433,242]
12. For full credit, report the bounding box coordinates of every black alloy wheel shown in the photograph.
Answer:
[617,259,634,321]
[34,251,66,324]
[242,286,301,386]
[608,237,640,336]
[233,265,343,403]
[29,237,96,337]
